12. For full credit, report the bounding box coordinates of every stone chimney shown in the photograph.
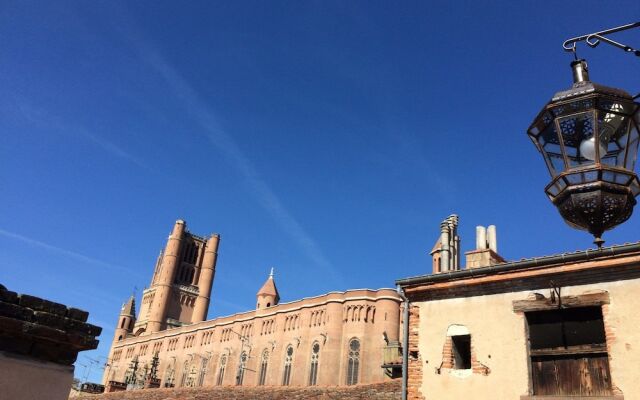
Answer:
[465,225,505,268]
[431,214,461,273]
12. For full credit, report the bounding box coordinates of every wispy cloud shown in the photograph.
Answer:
[15,100,148,169]
[81,129,148,169]
[119,21,342,286]
[0,228,138,275]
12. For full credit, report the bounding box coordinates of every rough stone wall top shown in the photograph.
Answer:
[74,380,401,400]
[0,283,101,365]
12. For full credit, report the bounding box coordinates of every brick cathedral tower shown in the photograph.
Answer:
[129,220,220,335]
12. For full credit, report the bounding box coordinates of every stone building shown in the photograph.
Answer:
[397,217,640,399]
[104,220,402,390]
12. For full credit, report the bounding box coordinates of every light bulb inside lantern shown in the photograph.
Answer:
[579,103,625,161]
[580,136,607,161]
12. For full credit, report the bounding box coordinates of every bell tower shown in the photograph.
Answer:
[133,220,220,334]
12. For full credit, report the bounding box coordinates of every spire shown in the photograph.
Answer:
[257,269,280,305]
[121,295,136,317]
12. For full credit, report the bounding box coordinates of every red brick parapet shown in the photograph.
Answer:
[0,283,101,365]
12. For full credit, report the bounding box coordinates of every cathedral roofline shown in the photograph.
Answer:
[110,287,401,347]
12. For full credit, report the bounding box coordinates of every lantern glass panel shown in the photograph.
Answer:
[597,98,635,116]
[556,112,597,167]
[535,120,565,177]
[602,171,631,185]
[625,120,639,171]
[596,108,630,167]
[565,170,598,185]
[631,179,640,196]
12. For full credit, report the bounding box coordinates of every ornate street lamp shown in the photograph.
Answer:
[528,50,640,246]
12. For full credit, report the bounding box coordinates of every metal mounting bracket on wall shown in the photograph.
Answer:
[563,22,640,57]
[549,280,562,308]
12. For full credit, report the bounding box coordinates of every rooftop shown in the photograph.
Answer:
[397,241,640,288]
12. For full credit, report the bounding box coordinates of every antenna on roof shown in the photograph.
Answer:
[269,267,274,278]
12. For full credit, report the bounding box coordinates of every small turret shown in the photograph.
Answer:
[113,296,136,342]
[256,268,280,310]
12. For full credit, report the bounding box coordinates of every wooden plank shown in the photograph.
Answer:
[530,344,607,356]
[587,355,612,395]
[513,292,610,312]
[530,354,612,396]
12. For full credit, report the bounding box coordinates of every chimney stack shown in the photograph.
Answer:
[465,225,505,269]
[431,214,461,273]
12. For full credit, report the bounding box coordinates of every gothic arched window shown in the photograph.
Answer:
[346,338,360,385]
[197,355,210,387]
[164,361,175,388]
[180,360,190,387]
[258,349,269,385]
[282,345,294,386]
[308,341,320,386]
[216,355,227,386]
[236,352,248,385]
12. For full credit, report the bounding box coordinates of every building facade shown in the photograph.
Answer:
[104,220,402,390]
[397,219,640,400]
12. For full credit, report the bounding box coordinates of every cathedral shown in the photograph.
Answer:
[103,220,402,391]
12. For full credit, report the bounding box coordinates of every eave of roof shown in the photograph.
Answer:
[396,241,640,288]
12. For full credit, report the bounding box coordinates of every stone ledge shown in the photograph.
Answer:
[0,284,101,365]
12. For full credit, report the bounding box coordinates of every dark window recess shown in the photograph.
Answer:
[527,306,606,350]
[451,335,471,369]
[525,306,612,396]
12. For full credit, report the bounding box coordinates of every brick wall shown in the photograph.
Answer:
[437,336,490,375]
[74,380,401,400]
[406,305,423,400]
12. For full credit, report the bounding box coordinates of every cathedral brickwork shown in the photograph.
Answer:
[104,220,402,390]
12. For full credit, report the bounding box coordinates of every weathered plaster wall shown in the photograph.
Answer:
[414,278,640,400]
[0,352,74,400]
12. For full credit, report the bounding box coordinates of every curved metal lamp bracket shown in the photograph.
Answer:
[563,22,640,57]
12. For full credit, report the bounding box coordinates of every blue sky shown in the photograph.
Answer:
[1,1,639,382]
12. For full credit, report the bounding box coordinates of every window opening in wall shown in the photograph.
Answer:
[526,306,611,396]
[236,352,248,385]
[346,338,360,385]
[451,334,471,369]
[309,342,320,386]
[197,356,209,387]
[282,345,294,385]
[180,360,190,387]
[216,355,227,386]
[258,349,269,385]
[164,362,175,388]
